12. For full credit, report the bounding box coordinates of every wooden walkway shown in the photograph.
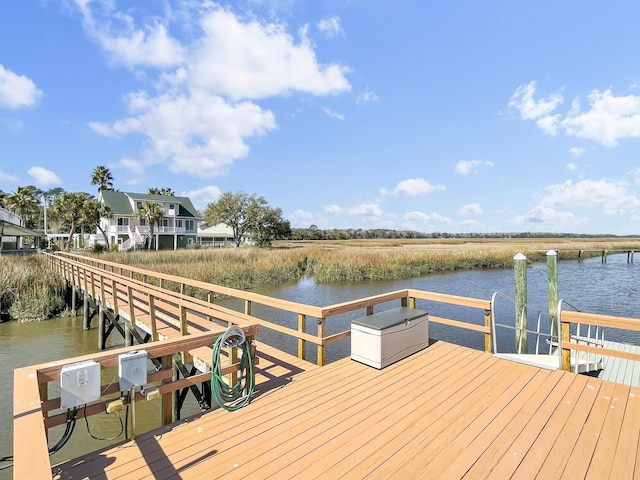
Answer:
[52,341,640,479]
[599,339,640,387]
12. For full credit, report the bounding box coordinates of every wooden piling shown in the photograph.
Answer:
[514,253,527,354]
[83,294,90,330]
[71,286,77,317]
[98,305,105,350]
[547,250,558,343]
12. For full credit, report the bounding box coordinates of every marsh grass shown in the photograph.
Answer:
[0,255,67,321]
[3,237,638,320]
[90,237,640,285]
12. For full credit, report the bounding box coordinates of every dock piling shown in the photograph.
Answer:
[514,253,528,354]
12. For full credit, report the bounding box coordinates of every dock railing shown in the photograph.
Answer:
[559,305,640,372]
[13,327,258,480]
[46,252,494,365]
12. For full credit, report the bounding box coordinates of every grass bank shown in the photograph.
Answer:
[0,255,67,321]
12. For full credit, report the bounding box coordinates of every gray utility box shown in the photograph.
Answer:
[351,307,429,369]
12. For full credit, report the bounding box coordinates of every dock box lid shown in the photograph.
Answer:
[351,307,428,331]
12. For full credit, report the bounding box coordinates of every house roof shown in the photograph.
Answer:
[0,220,43,237]
[99,191,200,218]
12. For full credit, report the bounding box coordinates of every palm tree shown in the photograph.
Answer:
[4,186,40,227]
[81,199,112,247]
[50,192,91,249]
[136,201,164,250]
[147,187,175,196]
[90,165,114,192]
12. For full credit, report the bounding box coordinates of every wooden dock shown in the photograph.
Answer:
[51,341,640,479]
[12,252,640,478]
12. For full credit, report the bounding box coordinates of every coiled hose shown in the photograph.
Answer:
[210,325,255,412]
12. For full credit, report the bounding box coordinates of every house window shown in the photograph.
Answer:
[117,217,129,226]
[160,219,169,227]
[185,220,194,230]
[136,201,142,210]
[140,219,147,226]
[176,219,183,228]
[169,203,175,210]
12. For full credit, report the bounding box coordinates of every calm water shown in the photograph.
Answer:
[1,254,638,477]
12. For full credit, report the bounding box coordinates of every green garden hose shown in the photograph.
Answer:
[210,325,255,411]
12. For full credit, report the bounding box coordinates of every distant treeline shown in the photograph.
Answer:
[289,227,623,241]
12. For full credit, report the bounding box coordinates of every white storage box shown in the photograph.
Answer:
[351,307,429,369]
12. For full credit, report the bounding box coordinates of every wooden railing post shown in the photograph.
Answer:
[149,294,158,341]
[207,291,214,323]
[90,271,96,299]
[547,250,559,343]
[161,354,173,426]
[317,317,326,366]
[111,279,119,314]
[298,314,307,360]
[484,309,492,353]
[561,315,571,371]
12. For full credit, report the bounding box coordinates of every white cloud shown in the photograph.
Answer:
[325,202,385,217]
[458,203,482,215]
[317,16,343,37]
[381,178,446,196]
[455,160,493,175]
[560,89,640,146]
[457,219,485,232]
[86,4,351,179]
[402,211,453,230]
[27,166,62,187]
[630,167,640,185]
[288,209,316,227]
[88,121,117,137]
[509,81,563,121]
[356,89,378,105]
[189,8,351,100]
[324,202,395,227]
[0,169,20,183]
[511,206,580,228]
[0,64,43,109]
[569,147,585,157]
[567,163,578,171]
[510,82,640,146]
[540,179,640,215]
[98,89,277,177]
[74,0,185,68]
[322,108,344,120]
[180,185,222,210]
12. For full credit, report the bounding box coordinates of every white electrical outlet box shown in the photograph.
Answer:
[60,360,101,409]
[118,350,148,390]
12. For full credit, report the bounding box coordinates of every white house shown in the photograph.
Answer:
[99,191,200,251]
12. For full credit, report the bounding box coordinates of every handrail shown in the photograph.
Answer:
[559,303,640,371]
[45,251,496,364]
[491,292,555,356]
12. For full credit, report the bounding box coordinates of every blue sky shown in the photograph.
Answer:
[2,1,640,235]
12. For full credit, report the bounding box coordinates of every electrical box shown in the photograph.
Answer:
[118,350,148,390]
[60,360,101,409]
[351,307,429,369]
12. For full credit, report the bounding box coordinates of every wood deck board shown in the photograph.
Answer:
[608,386,640,480]
[341,358,522,480]
[52,341,639,480]
[471,371,577,479]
